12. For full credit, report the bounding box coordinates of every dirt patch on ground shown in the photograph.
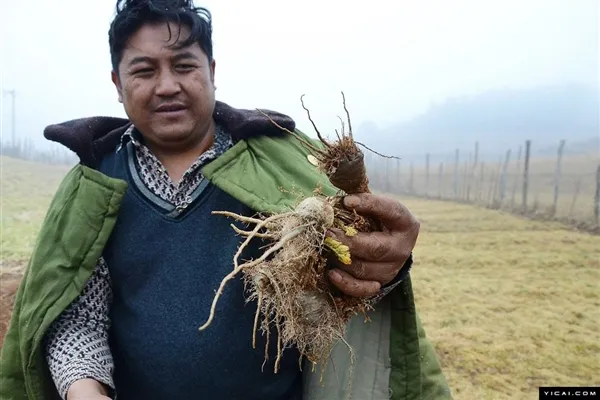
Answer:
[1,262,26,349]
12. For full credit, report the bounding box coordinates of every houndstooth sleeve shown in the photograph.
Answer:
[44,257,115,399]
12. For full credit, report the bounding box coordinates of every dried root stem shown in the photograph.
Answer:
[298,92,401,197]
[231,224,275,239]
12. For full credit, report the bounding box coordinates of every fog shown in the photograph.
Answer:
[1,0,598,152]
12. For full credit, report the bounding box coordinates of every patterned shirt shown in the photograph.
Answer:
[44,124,233,399]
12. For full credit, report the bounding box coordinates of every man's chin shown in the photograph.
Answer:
[154,131,194,144]
[141,120,212,149]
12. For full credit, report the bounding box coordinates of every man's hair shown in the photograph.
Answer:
[109,0,213,73]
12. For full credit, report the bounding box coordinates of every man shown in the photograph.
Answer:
[0,1,452,399]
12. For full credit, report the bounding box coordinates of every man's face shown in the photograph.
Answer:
[112,22,216,150]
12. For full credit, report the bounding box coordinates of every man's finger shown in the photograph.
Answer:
[330,255,399,285]
[327,269,381,298]
[328,228,410,263]
[342,193,418,231]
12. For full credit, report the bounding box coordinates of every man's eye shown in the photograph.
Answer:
[134,68,153,75]
[176,64,195,71]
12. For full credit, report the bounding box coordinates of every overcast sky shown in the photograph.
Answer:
[1,0,598,148]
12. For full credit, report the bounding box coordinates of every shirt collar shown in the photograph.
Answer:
[117,123,232,153]
[117,124,143,152]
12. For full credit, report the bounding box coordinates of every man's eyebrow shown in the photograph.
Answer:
[126,52,200,67]
[172,51,201,62]
[128,56,153,67]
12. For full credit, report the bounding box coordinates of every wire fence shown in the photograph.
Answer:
[365,139,600,232]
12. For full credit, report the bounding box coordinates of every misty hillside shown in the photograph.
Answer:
[357,83,599,161]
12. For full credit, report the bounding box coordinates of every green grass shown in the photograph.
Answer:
[1,156,71,265]
[1,155,599,399]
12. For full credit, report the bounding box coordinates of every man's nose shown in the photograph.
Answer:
[155,71,181,96]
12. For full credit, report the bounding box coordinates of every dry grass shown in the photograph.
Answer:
[1,156,599,399]
[402,196,600,399]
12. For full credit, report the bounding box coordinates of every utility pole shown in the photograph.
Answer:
[2,90,16,146]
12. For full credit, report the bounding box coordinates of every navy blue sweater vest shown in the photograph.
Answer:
[98,144,302,400]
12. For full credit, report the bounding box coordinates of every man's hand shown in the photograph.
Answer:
[326,193,420,298]
[66,379,112,400]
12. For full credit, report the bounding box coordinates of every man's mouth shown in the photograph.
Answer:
[155,103,187,113]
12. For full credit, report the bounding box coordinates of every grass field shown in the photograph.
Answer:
[1,155,599,399]
[1,157,71,263]
[405,199,599,399]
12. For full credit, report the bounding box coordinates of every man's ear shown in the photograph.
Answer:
[111,70,123,103]
[210,59,216,89]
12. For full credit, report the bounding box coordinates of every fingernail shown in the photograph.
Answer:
[329,270,342,283]
[326,228,342,239]
[343,195,361,209]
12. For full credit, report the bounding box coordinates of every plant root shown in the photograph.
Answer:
[199,197,371,372]
[201,93,398,383]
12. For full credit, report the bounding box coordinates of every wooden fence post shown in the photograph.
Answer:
[552,140,566,216]
[462,157,470,201]
[595,164,600,225]
[467,141,478,202]
[490,159,502,207]
[499,149,512,206]
[522,140,531,212]
[511,145,522,209]
[487,163,497,206]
